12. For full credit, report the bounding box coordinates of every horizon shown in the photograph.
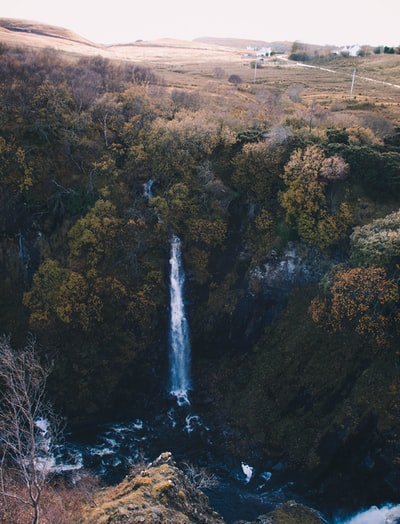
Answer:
[1,0,399,48]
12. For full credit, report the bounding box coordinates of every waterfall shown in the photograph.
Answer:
[169,235,191,406]
[143,179,154,199]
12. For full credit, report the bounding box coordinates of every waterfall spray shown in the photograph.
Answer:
[169,235,191,406]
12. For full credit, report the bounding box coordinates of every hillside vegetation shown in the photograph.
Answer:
[1,21,400,522]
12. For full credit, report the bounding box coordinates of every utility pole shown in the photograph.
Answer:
[350,68,356,97]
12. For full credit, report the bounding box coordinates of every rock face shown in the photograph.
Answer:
[80,452,225,524]
[241,501,327,523]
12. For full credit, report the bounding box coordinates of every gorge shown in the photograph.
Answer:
[59,236,400,524]
[1,29,400,524]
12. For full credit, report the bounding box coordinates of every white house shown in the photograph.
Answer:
[337,44,362,57]
[256,46,272,57]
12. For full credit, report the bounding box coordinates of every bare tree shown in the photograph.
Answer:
[0,335,62,524]
[182,462,219,490]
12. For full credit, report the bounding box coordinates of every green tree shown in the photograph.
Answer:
[149,183,199,232]
[232,142,283,202]
[145,109,235,180]
[55,272,103,331]
[22,259,69,330]
[68,199,122,276]
[188,218,227,248]
[29,79,75,143]
[0,137,33,193]
[279,145,352,249]
[350,210,400,269]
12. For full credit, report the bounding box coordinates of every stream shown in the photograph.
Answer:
[54,403,400,524]
[56,403,311,524]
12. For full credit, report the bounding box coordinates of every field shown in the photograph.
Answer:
[1,17,400,124]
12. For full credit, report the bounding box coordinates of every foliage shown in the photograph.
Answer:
[0,136,33,193]
[228,74,242,85]
[22,259,70,330]
[324,143,400,199]
[350,209,400,268]
[231,141,284,201]
[67,199,122,277]
[279,145,352,249]
[188,218,227,248]
[144,109,235,180]
[3,42,400,453]
[310,266,399,346]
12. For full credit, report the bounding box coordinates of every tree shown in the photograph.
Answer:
[228,74,242,86]
[68,199,122,276]
[0,136,33,193]
[279,145,352,249]
[350,209,400,269]
[22,259,70,331]
[232,141,283,202]
[310,266,399,346]
[0,335,62,524]
[145,109,235,180]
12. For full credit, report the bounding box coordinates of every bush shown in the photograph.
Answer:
[350,210,400,268]
[228,74,242,85]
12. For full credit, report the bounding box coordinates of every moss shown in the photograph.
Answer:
[152,479,174,500]
[260,500,326,523]
[81,453,225,524]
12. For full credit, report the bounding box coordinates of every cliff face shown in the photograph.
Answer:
[196,283,400,516]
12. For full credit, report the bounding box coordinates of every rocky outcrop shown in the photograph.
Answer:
[80,452,225,524]
[237,501,327,523]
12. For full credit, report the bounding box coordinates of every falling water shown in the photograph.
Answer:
[143,178,154,199]
[169,235,191,406]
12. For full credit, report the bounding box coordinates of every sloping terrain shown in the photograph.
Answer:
[0,18,244,63]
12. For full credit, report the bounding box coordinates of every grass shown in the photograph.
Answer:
[2,20,400,125]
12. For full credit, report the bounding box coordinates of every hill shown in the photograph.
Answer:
[0,17,96,46]
[0,17,104,56]
[194,36,292,53]
[0,18,246,62]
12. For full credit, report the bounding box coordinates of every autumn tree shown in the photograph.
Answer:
[144,109,235,180]
[0,335,62,524]
[310,266,399,346]
[279,145,352,249]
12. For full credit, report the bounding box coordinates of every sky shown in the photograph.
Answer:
[1,0,399,47]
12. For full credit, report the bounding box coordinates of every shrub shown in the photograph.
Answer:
[350,210,400,268]
[228,74,242,85]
